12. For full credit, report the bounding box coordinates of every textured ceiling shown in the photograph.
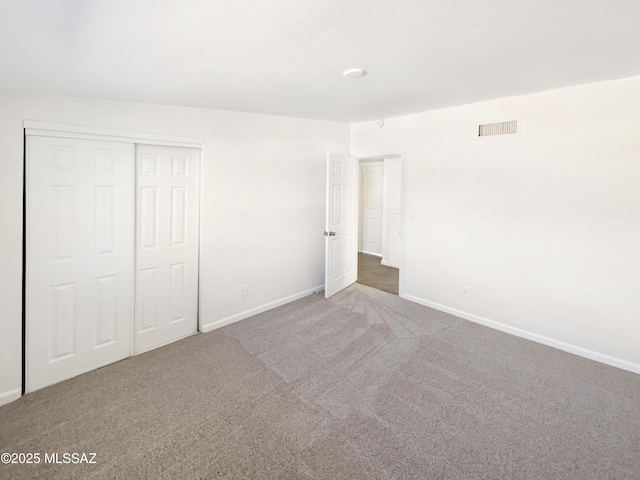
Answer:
[1,0,640,122]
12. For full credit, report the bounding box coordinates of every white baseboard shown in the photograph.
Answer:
[361,251,383,257]
[402,293,640,376]
[0,388,21,407]
[380,259,399,268]
[200,285,324,334]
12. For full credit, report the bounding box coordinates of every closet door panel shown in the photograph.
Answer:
[27,136,134,392]
[134,145,199,353]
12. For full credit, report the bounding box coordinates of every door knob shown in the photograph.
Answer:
[324,231,336,236]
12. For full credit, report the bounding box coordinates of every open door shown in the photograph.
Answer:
[325,153,358,298]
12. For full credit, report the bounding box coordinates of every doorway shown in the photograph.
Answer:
[324,153,403,299]
[356,157,402,295]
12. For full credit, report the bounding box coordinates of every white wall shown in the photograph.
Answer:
[352,76,640,373]
[0,92,350,404]
[3,74,639,404]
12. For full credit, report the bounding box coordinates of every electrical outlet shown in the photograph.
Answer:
[243,284,251,296]
[462,286,470,297]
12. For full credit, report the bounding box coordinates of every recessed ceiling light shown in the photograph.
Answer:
[343,68,367,78]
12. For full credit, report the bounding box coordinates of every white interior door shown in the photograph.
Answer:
[382,158,402,268]
[134,144,200,353]
[26,135,134,392]
[325,153,358,298]
[362,163,383,256]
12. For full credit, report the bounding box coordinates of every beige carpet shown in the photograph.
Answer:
[1,283,640,479]
[357,252,399,295]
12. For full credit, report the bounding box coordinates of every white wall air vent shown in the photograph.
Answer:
[478,119,519,137]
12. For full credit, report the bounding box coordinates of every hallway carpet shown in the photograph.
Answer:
[357,252,399,294]
[1,284,640,479]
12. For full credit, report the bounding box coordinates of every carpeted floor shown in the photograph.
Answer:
[357,252,399,294]
[1,283,640,479]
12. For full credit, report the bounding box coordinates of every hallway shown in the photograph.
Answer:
[357,252,399,295]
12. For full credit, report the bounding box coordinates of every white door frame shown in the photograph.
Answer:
[354,153,405,297]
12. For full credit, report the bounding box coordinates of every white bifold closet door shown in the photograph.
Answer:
[26,136,134,392]
[134,144,200,354]
[27,136,200,392]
